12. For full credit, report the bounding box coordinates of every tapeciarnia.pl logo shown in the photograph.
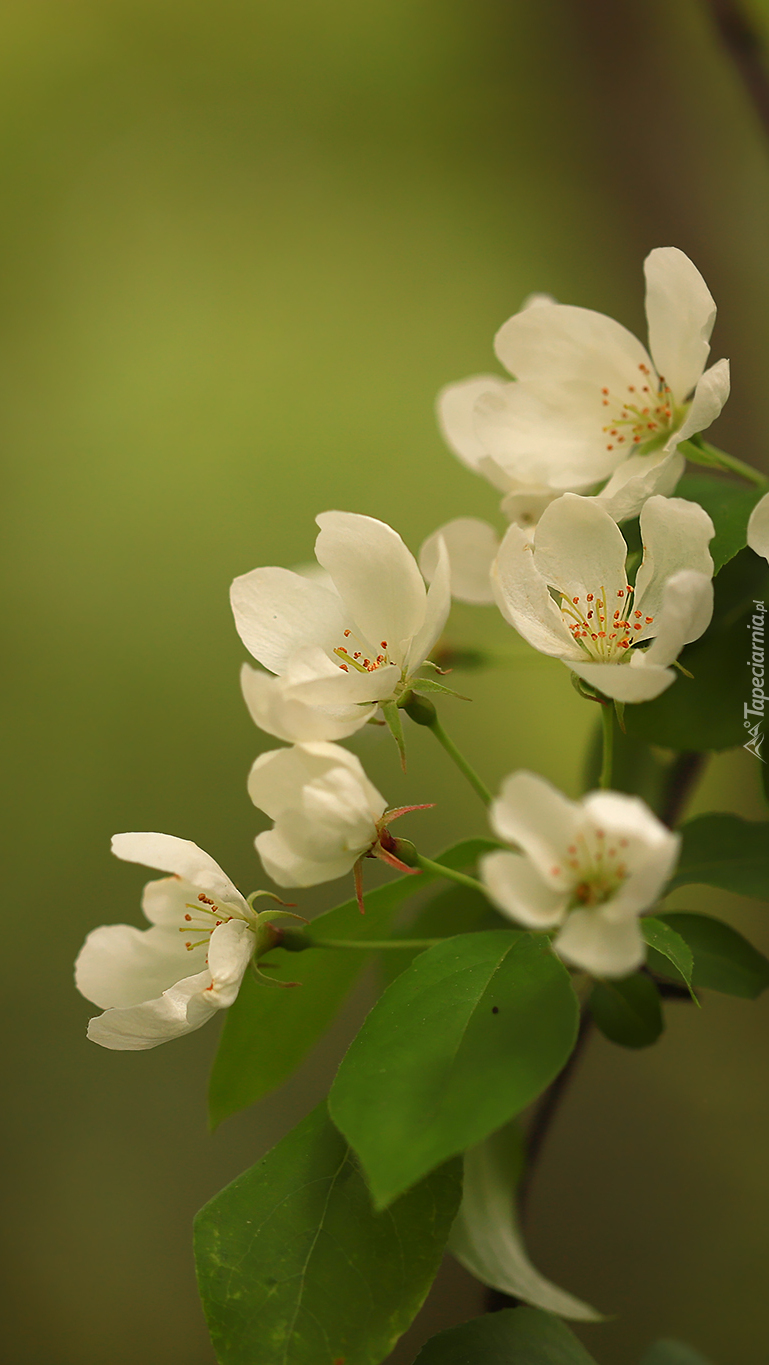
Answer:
[745,599,767,762]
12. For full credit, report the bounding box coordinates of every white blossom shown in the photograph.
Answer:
[481,772,680,977]
[231,512,450,742]
[248,742,423,908]
[492,493,714,703]
[748,490,769,563]
[75,834,277,1050]
[437,249,729,533]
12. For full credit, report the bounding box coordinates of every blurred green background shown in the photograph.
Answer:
[5,1,769,1361]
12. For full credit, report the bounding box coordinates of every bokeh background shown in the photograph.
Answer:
[5,1,769,1361]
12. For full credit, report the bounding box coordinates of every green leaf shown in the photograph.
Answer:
[329,930,579,1208]
[208,838,497,1128]
[668,812,769,899]
[448,1124,603,1320]
[194,1104,461,1365]
[640,1341,713,1365]
[625,548,769,751]
[675,472,764,573]
[378,882,505,989]
[413,1306,598,1364]
[659,912,769,999]
[590,973,664,1049]
[642,917,696,1000]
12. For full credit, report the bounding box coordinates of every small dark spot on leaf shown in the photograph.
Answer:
[492,1006,499,1014]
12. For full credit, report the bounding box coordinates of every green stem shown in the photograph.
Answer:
[429,716,493,806]
[600,703,614,790]
[681,438,768,489]
[308,937,444,951]
[413,853,487,896]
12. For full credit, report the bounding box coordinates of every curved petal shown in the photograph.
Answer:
[230,566,347,675]
[748,490,769,563]
[489,771,579,878]
[436,374,510,472]
[636,570,713,668]
[554,910,645,978]
[420,519,499,606]
[492,524,578,656]
[499,485,558,533]
[75,921,203,1009]
[406,533,452,670]
[580,792,680,917]
[206,919,255,1007]
[532,494,629,604]
[633,496,714,629]
[315,511,426,669]
[85,966,215,1051]
[673,357,730,445]
[474,382,619,490]
[480,849,568,928]
[240,663,376,744]
[570,657,676,702]
[255,827,358,888]
[644,247,716,400]
[494,303,650,388]
[247,742,371,820]
[110,833,249,916]
[595,447,684,524]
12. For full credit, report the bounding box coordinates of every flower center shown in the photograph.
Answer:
[600,362,682,456]
[180,893,232,950]
[555,581,654,662]
[551,830,630,909]
[333,629,393,674]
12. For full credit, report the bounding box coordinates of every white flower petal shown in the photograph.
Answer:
[499,485,558,532]
[644,247,716,401]
[480,850,568,928]
[247,742,371,820]
[489,771,579,877]
[633,496,714,628]
[492,525,577,656]
[635,570,713,668]
[474,382,615,490]
[406,533,452,670]
[595,448,684,524]
[420,519,499,606]
[75,922,201,1009]
[554,910,646,978]
[436,374,510,472]
[580,792,680,916]
[230,566,347,675]
[239,662,376,744]
[532,494,629,604]
[315,511,426,669]
[673,358,730,445]
[206,919,255,1008]
[570,657,676,702]
[748,491,769,563]
[110,833,249,916]
[85,966,216,1051]
[494,303,650,389]
[255,827,359,888]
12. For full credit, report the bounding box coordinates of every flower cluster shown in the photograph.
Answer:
[76,245,739,1050]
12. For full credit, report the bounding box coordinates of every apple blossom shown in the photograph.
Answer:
[230,511,450,743]
[247,741,426,910]
[748,491,769,564]
[75,834,297,1051]
[491,493,715,703]
[480,772,680,977]
[437,248,729,530]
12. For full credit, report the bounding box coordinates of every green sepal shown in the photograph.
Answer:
[659,912,769,999]
[642,917,697,1002]
[589,972,664,1049]
[194,1103,462,1365]
[409,676,470,699]
[381,697,407,769]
